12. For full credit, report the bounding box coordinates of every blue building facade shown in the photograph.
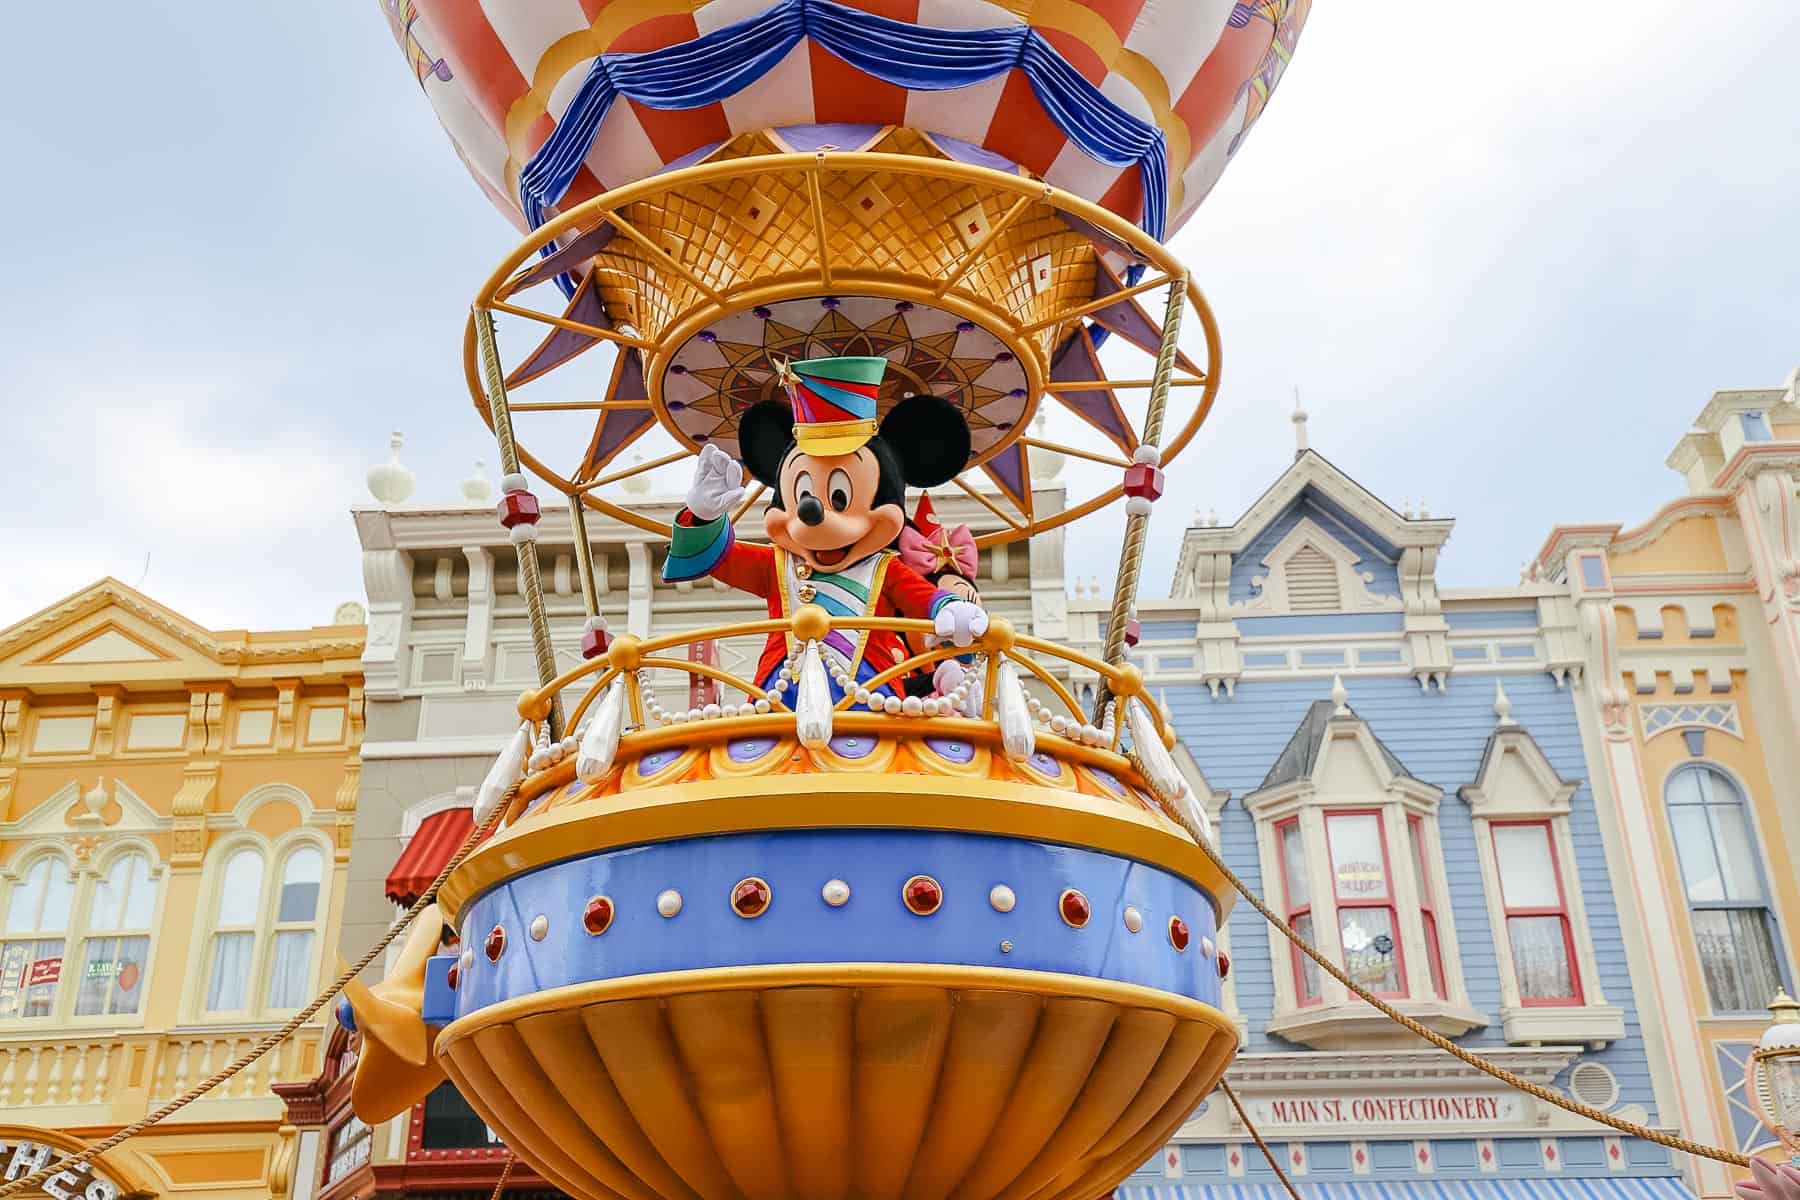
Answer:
[1059,450,1694,1198]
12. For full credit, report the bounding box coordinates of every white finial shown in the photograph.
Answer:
[1029,411,1065,481]
[461,459,494,504]
[1291,387,1309,457]
[1418,501,1431,519]
[1494,680,1516,727]
[367,431,417,506]
[1331,674,1349,715]
[1206,507,1220,528]
[621,454,653,496]
[76,776,108,824]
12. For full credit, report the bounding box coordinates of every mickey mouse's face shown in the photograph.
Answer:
[764,446,904,572]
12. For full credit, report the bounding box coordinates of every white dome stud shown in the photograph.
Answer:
[989,884,1016,913]
[529,914,549,941]
[1200,936,1216,959]
[1130,445,1162,467]
[822,879,851,908]
[656,889,684,918]
[1123,906,1144,934]
[367,431,417,507]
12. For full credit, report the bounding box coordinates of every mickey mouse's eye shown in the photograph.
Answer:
[827,469,852,513]
[793,470,815,504]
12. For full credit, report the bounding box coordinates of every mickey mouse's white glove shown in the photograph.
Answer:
[933,599,989,648]
[932,659,967,697]
[686,443,746,522]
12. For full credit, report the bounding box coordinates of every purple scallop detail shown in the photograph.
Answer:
[828,734,875,759]
[727,737,777,764]
[894,301,914,312]
[994,421,1013,432]
[1027,751,1066,779]
[754,306,772,319]
[638,748,684,778]
[670,364,688,375]
[925,738,975,764]
[994,351,1014,362]
[1008,388,1026,398]
[699,331,718,343]
[693,434,710,443]
[821,297,841,309]
[1087,767,1126,796]
[668,400,688,411]
[956,321,976,333]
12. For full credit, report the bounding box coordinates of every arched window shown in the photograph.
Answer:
[74,852,154,1017]
[267,847,324,1010]
[0,857,74,1020]
[1666,764,1789,1012]
[206,848,265,1012]
[202,839,328,1017]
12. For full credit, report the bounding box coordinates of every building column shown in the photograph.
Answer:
[626,540,654,637]
[1565,562,1736,1197]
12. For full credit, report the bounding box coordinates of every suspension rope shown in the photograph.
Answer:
[488,1150,517,1199]
[1156,799,1751,1169]
[1221,1080,1304,1200]
[0,786,519,1199]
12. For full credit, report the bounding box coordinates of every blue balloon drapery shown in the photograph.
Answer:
[518,0,1169,292]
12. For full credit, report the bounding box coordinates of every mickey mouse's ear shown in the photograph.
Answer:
[737,400,795,489]
[879,394,970,488]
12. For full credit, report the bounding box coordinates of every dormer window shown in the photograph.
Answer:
[1247,700,1486,1048]
[1461,726,1625,1046]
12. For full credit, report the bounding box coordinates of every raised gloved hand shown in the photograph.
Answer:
[685,443,746,522]
[933,599,989,648]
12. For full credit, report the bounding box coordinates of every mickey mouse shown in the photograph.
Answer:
[663,355,988,709]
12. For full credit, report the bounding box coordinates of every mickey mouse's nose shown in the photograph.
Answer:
[796,496,826,527]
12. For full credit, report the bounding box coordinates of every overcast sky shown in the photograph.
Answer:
[3,3,1796,632]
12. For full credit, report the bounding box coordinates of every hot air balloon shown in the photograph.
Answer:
[342,5,1310,1199]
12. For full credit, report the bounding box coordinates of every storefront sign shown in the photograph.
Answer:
[1244,1092,1524,1128]
[0,1139,121,1199]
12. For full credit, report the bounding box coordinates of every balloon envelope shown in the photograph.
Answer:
[384,0,1309,243]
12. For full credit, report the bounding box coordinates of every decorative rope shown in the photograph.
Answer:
[1166,807,1751,1169]
[1094,274,1188,723]
[1221,1079,1304,1200]
[0,787,519,1199]
[474,305,565,738]
[489,1150,517,1200]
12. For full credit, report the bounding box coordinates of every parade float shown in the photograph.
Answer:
[340,4,1299,1198]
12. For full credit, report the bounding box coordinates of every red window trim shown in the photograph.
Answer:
[1273,817,1319,1006]
[1408,814,1447,1001]
[1323,808,1409,998]
[1490,819,1585,1006]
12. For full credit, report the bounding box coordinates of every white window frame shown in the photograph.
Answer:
[1461,728,1624,1047]
[1246,713,1485,1048]
[0,841,165,1029]
[189,830,332,1021]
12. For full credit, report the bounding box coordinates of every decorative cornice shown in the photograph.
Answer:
[1532,524,1623,572]
[1224,1047,1581,1088]
[0,578,364,669]
[1715,443,1800,494]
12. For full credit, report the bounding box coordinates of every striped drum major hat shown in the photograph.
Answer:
[776,355,888,457]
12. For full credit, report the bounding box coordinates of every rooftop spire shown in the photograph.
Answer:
[1291,387,1309,458]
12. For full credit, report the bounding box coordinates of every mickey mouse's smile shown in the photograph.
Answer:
[812,545,853,567]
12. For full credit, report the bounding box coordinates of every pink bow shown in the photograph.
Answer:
[899,522,978,579]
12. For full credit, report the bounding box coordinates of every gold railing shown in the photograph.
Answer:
[517,606,1167,750]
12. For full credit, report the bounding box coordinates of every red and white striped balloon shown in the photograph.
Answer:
[382,0,1309,240]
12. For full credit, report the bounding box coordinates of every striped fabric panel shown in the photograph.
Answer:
[1115,1176,1693,1200]
[395,0,1310,235]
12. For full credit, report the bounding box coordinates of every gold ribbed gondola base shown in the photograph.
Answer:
[437,964,1237,1200]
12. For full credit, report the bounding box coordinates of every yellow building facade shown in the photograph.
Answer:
[1536,369,1800,1194]
[0,579,363,1198]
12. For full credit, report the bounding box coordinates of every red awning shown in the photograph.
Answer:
[385,807,485,907]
